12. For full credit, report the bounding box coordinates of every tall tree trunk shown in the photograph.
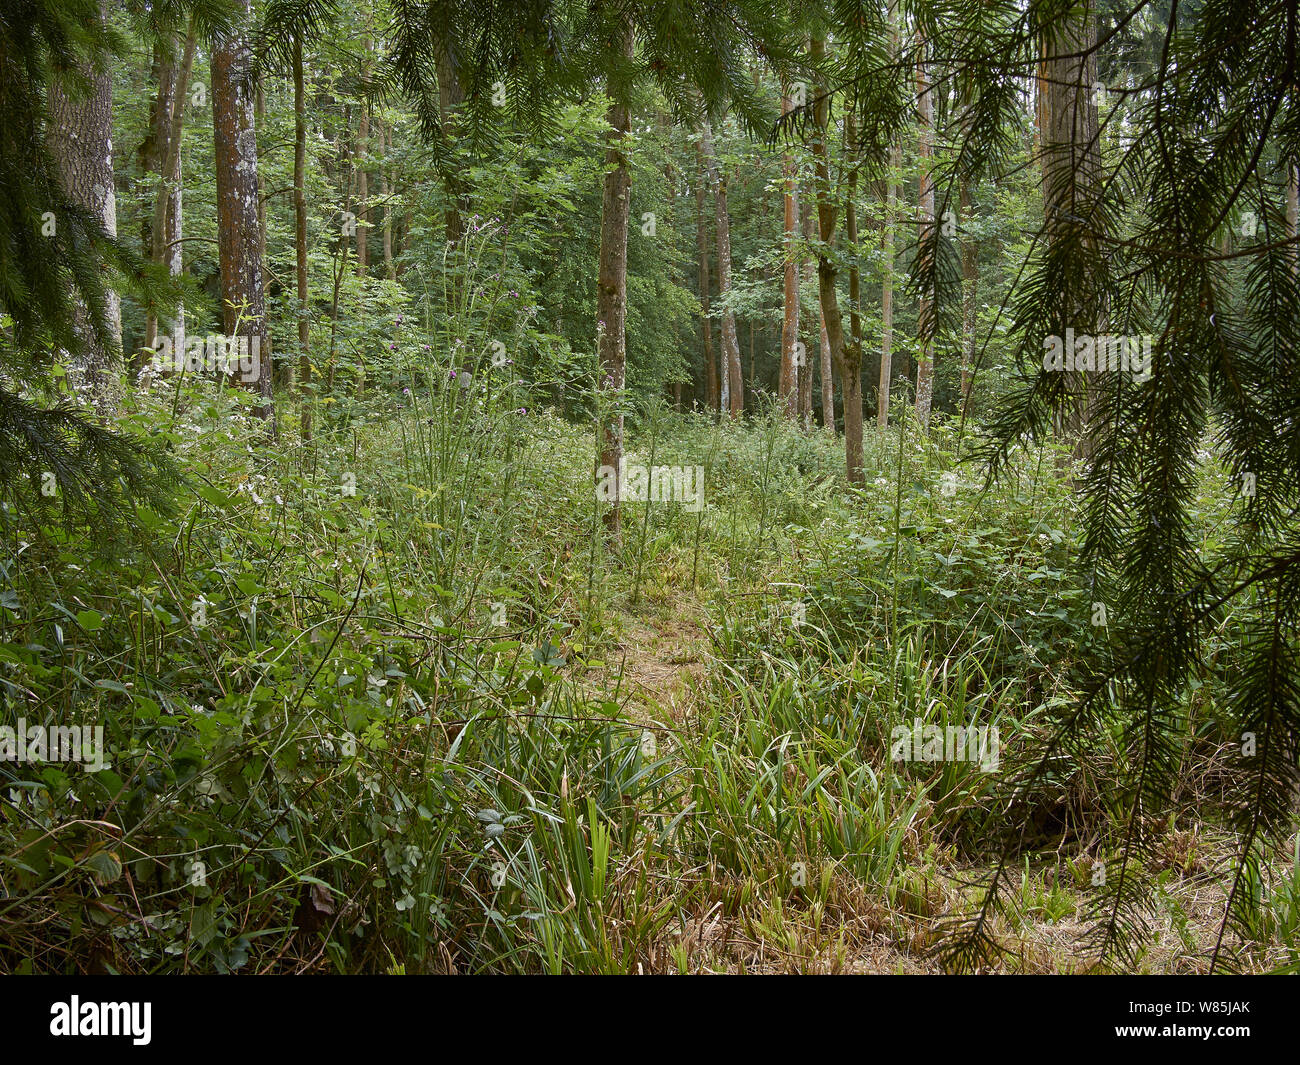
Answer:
[1041,0,1103,460]
[779,90,801,418]
[878,6,901,429]
[661,112,683,410]
[255,64,279,389]
[809,35,864,483]
[140,37,176,358]
[294,34,311,442]
[695,139,718,413]
[914,27,936,428]
[381,122,395,279]
[47,0,120,412]
[959,176,978,405]
[798,199,815,429]
[160,28,195,366]
[595,19,635,536]
[879,143,899,427]
[213,0,273,422]
[842,107,862,435]
[356,105,369,276]
[703,117,742,417]
[435,40,467,244]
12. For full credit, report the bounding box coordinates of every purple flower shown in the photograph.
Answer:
[517,407,527,415]
[389,343,398,351]
[449,369,458,379]
[422,344,430,351]
[403,387,411,395]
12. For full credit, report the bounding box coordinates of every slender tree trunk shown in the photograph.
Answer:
[47,0,121,412]
[339,103,353,265]
[915,27,936,428]
[877,5,901,429]
[255,66,279,389]
[381,122,395,280]
[213,0,273,422]
[140,37,176,357]
[779,90,800,418]
[879,143,899,427]
[819,309,834,433]
[595,19,635,536]
[356,105,369,276]
[1035,48,1049,162]
[294,35,311,442]
[841,108,862,435]
[326,123,353,396]
[161,29,195,366]
[703,117,742,417]
[809,35,864,483]
[1288,159,1298,276]
[798,199,815,429]
[959,176,978,405]
[695,139,717,413]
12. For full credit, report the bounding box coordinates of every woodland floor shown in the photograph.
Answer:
[577,589,1264,974]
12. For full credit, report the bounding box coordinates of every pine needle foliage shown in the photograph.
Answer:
[837,0,1300,971]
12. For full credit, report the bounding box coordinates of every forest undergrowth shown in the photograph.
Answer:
[3,366,1298,975]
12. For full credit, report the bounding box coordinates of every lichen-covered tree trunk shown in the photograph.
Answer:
[47,0,120,413]
[595,20,634,536]
[779,90,800,419]
[914,27,936,428]
[213,0,273,422]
